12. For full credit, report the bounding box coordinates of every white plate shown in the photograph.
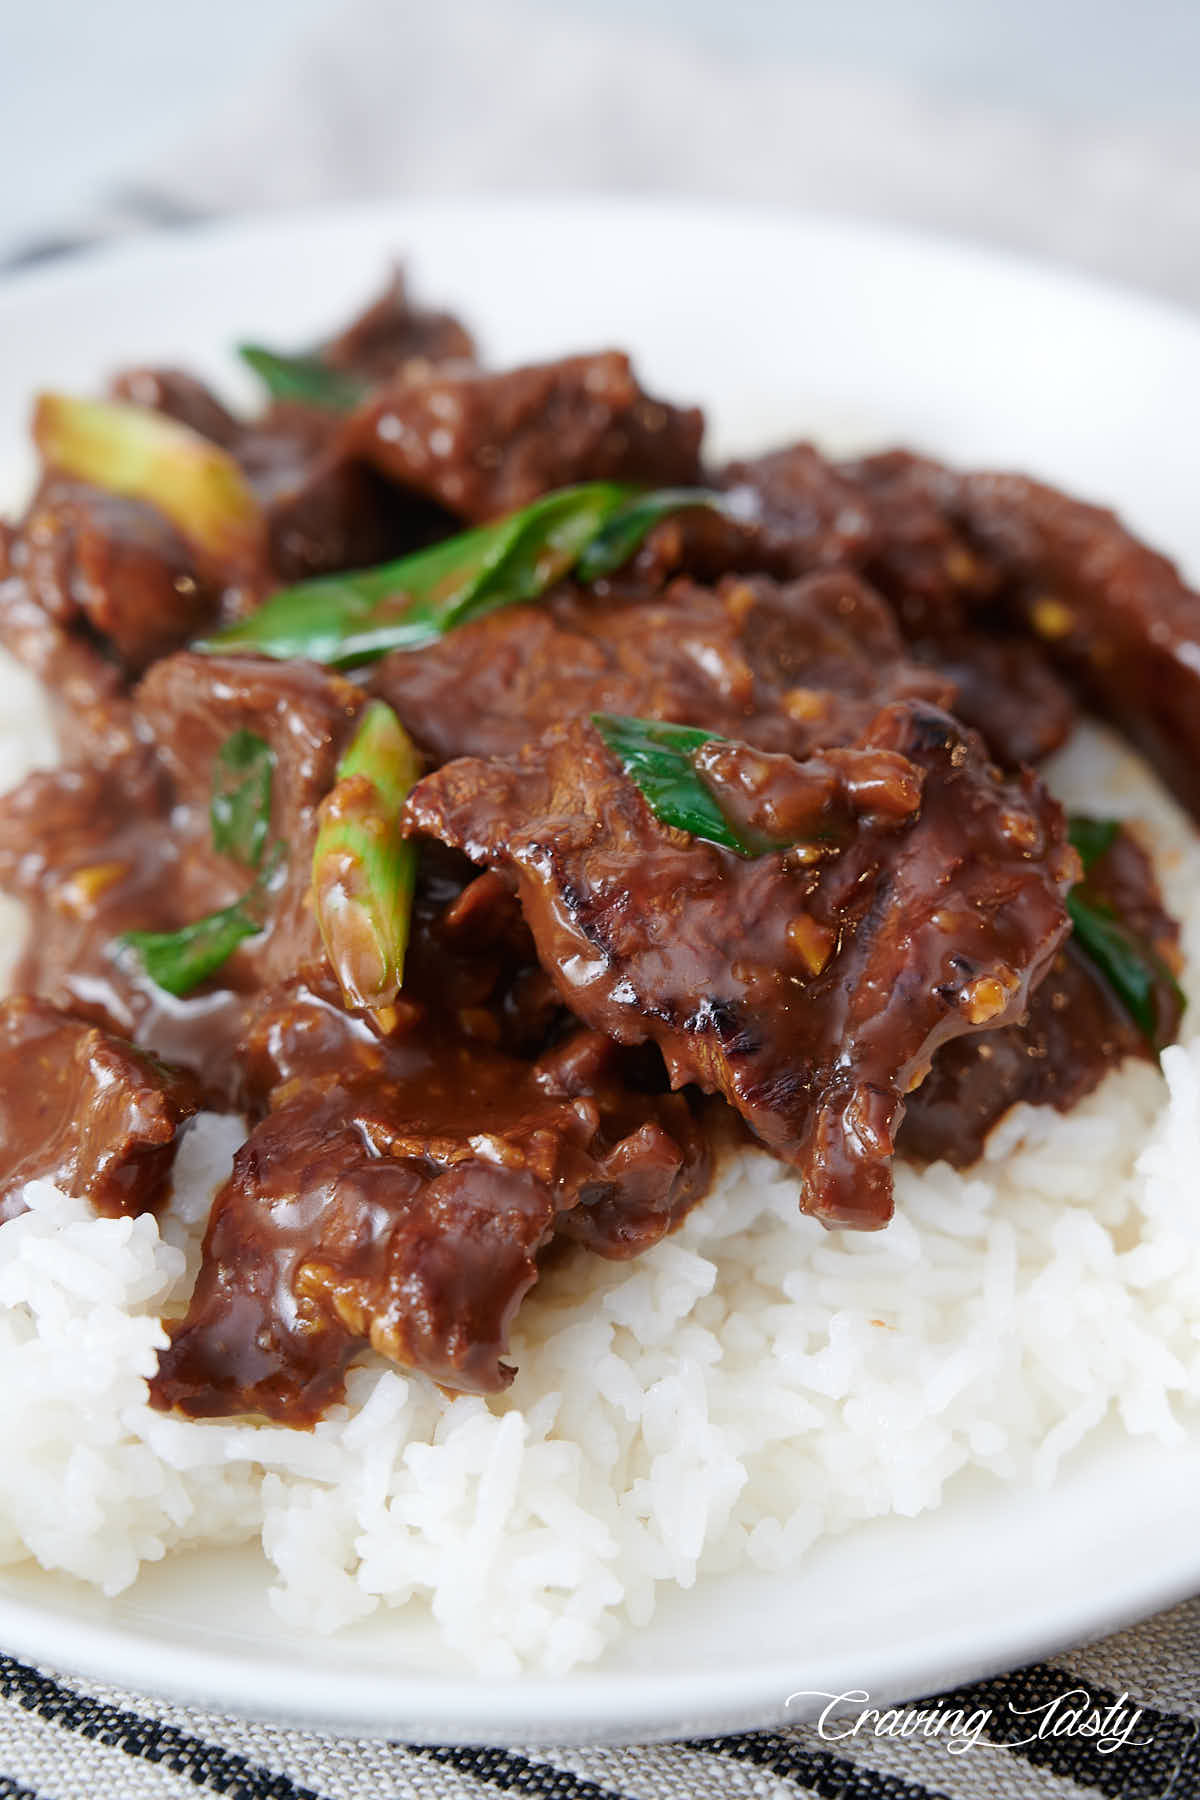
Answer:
[1,198,1199,1745]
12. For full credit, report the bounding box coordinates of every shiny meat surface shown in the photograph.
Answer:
[112,273,474,441]
[952,470,1200,818]
[0,995,197,1221]
[912,633,1077,769]
[237,856,567,1108]
[154,1023,709,1422]
[719,445,880,573]
[1,474,222,673]
[372,570,953,765]
[319,269,476,381]
[902,823,1184,1164]
[111,385,458,597]
[352,351,704,521]
[838,448,1200,811]
[239,434,448,586]
[0,654,364,1096]
[406,707,1076,1228]
[641,445,1077,768]
[837,449,998,639]
[0,546,133,761]
[110,368,243,447]
[637,444,879,585]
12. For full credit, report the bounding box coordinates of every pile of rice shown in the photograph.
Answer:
[1,654,1199,1675]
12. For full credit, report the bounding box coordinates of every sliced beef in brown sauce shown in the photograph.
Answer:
[110,369,244,448]
[351,351,704,522]
[949,471,1200,820]
[832,449,1200,809]
[233,391,459,588]
[636,443,1076,769]
[835,451,1079,769]
[0,654,365,1096]
[0,751,241,1094]
[112,275,474,440]
[103,380,453,596]
[397,854,565,1060]
[319,269,476,384]
[237,855,565,1116]
[837,449,999,638]
[918,634,1077,769]
[0,995,198,1222]
[106,275,476,599]
[405,706,1076,1230]
[249,448,453,587]
[0,458,274,763]
[1,475,224,674]
[372,570,952,765]
[152,1023,710,1422]
[0,538,134,763]
[902,823,1184,1165]
[0,744,175,1025]
[638,443,880,586]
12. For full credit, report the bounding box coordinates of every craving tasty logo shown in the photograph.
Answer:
[785,1686,1152,1757]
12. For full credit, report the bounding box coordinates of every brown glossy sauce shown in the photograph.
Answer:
[406,702,1076,1229]
[154,1014,709,1423]
[0,995,198,1221]
[371,570,953,766]
[903,824,1183,1164]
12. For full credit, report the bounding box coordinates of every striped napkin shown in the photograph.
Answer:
[0,1593,1197,1798]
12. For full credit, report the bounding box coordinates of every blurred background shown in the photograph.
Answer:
[2,0,1199,306]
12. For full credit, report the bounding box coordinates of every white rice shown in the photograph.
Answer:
[1,652,1200,1675]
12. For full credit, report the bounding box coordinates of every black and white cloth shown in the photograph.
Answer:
[0,1595,1199,1797]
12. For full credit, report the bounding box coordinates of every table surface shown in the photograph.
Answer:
[5,0,1200,309]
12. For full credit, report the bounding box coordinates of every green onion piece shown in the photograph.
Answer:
[1065,810,1187,1051]
[119,848,282,998]
[1067,814,1120,873]
[210,729,274,868]
[592,712,762,855]
[238,344,367,412]
[1065,812,1185,1053]
[313,702,421,1010]
[575,487,722,582]
[197,483,719,667]
[1066,889,1182,1051]
[33,392,264,567]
